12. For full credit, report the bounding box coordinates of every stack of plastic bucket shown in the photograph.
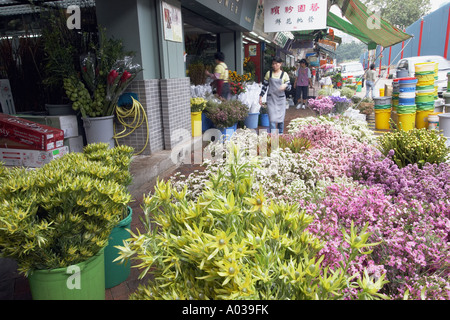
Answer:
[374,96,392,130]
[397,77,418,131]
[356,78,363,92]
[391,79,399,124]
[415,62,437,129]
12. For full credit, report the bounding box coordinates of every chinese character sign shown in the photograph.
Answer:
[264,0,327,33]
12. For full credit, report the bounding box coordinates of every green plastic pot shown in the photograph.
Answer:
[28,247,105,300]
[104,206,133,289]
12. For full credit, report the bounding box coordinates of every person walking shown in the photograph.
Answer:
[294,59,313,109]
[206,52,230,100]
[259,56,292,134]
[365,63,377,99]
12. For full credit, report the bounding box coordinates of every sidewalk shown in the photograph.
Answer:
[3,81,385,300]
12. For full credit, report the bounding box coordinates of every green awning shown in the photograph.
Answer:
[332,0,412,49]
[327,12,377,49]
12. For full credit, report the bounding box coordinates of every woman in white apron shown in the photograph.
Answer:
[259,57,292,134]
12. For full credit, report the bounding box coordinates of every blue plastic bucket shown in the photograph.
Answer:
[244,112,260,129]
[399,98,416,105]
[260,113,270,127]
[202,113,213,132]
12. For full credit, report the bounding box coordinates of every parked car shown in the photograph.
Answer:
[395,55,450,95]
[338,62,365,81]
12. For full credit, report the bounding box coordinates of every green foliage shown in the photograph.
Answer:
[362,0,431,29]
[116,143,388,300]
[339,87,356,99]
[188,62,208,86]
[335,42,366,64]
[0,144,133,275]
[377,128,450,168]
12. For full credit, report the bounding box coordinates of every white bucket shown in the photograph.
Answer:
[428,114,440,130]
[438,113,450,136]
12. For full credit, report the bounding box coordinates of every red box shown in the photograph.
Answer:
[0,113,64,151]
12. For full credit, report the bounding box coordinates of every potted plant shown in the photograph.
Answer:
[82,142,135,288]
[63,29,142,148]
[39,8,80,114]
[190,97,207,137]
[0,145,133,299]
[357,97,375,117]
[205,99,248,140]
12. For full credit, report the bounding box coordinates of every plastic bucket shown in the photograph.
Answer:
[45,103,76,116]
[399,98,416,105]
[379,88,385,97]
[374,96,392,106]
[191,112,202,137]
[416,110,433,129]
[28,247,105,300]
[82,115,115,149]
[428,113,440,130]
[202,113,213,132]
[219,123,237,141]
[260,113,270,127]
[415,62,436,73]
[415,94,435,103]
[438,113,450,136]
[399,92,416,99]
[244,112,260,129]
[375,109,391,130]
[397,113,416,131]
[105,207,132,289]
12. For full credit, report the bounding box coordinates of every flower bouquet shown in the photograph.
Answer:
[330,95,352,114]
[190,97,207,113]
[205,99,248,128]
[230,81,246,96]
[307,96,334,116]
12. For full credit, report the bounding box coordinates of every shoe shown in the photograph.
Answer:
[296,104,301,110]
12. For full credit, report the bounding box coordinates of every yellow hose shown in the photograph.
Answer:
[113,96,149,155]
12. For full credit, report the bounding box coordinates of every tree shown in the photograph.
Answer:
[335,41,367,64]
[362,0,431,29]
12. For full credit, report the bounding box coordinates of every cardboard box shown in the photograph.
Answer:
[0,137,64,151]
[0,113,64,150]
[0,146,69,167]
[384,84,393,97]
[64,135,84,153]
[16,114,79,138]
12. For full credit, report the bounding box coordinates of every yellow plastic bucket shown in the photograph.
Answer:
[397,113,416,131]
[379,88,385,97]
[415,62,436,73]
[416,110,434,129]
[375,108,391,130]
[191,111,202,137]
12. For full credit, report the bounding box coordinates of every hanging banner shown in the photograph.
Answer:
[264,0,327,33]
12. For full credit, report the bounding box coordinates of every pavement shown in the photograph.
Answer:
[0,79,389,300]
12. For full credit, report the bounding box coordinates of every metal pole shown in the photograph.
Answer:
[444,6,450,59]
[418,18,424,56]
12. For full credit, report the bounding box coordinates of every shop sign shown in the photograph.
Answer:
[191,0,258,31]
[264,0,327,33]
[272,32,290,47]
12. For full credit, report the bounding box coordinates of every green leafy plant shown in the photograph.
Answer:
[0,144,133,275]
[377,128,450,168]
[339,87,356,99]
[116,143,388,300]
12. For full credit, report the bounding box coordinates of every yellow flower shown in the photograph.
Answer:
[215,258,241,286]
[205,229,236,260]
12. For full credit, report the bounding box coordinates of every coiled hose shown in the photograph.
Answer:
[113,96,149,155]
